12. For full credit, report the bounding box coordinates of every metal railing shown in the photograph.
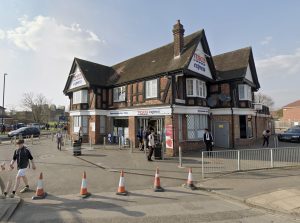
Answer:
[201,147,300,178]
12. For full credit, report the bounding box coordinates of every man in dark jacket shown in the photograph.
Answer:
[9,139,36,198]
[203,128,214,152]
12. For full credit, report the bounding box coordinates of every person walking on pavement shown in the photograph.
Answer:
[137,126,144,151]
[262,129,271,147]
[143,126,150,151]
[9,139,36,198]
[147,129,155,161]
[204,128,214,154]
[56,130,63,150]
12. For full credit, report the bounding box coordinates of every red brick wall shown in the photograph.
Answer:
[283,107,300,122]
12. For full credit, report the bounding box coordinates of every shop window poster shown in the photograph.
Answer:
[166,125,173,149]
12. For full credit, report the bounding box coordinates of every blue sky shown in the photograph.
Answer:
[0,0,299,110]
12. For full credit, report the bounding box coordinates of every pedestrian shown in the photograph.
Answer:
[137,126,144,151]
[203,128,214,154]
[262,129,271,147]
[78,127,83,143]
[0,162,13,199]
[143,126,150,151]
[147,129,155,161]
[56,130,63,150]
[9,139,36,198]
[1,124,6,134]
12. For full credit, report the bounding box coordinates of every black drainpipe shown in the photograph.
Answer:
[230,83,235,149]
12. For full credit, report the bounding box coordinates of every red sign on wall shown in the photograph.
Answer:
[165,125,173,149]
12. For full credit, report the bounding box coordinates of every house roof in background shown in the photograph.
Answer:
[283,99,300,108]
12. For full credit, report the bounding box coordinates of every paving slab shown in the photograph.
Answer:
[0,196,21,222]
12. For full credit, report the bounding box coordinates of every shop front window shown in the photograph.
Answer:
[100,115,106,134]
[73,116,88,134]
[187,114,208,140]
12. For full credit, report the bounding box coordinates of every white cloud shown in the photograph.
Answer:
[0,15,105,109]
[260,36,273,45]
[3,15,104,58]
[256,48,300,108]
[0,29,5,39]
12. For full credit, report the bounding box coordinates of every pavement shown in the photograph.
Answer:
[0,138,300,222]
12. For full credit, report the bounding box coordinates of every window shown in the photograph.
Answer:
[73,116,88,134]
[100,116,106,134]
[187,115,208,140]
[238,85,252,101]
[146,79,158,98]
[113,86,126,102]
[186,79,207,98]
[73,90,88,104]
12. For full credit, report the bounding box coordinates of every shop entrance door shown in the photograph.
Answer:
[138,117,164,142]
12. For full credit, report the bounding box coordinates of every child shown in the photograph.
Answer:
[0,162,13,199]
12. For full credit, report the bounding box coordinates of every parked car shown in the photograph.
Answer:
[278,128,300,142]
[8,127,40,138]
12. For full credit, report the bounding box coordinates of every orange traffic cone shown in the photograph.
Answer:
[154,167,164,192]
[116,170,128,195]
[32,172,47,200]
[183,168,197,190]
[80,171,91,198]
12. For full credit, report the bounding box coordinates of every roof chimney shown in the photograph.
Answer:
[172,20,185,58]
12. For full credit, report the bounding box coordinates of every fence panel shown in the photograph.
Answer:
[202,147,300,178]
[202,150,238,173]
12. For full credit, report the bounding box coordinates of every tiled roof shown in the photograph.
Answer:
[213,47,251,81]
[67,30,203,89]
[283,100,300,108]
[74,58,114,87]
[109,30,203,85]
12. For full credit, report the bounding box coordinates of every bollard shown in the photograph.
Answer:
[178,146,182,168]
[19,134,23,140]
[31,135,34,145]
[38,134,41,144]
[119,137,121,149]
[51,133,54,141]
[201,151,204,179]
[103,137,106,148]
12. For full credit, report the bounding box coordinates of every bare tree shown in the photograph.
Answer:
[22,93,50,123]
[254,92,275,109]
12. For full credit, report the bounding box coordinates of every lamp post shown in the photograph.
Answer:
[2,73,8,126]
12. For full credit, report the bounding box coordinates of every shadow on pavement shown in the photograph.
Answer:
[15,193,145,222]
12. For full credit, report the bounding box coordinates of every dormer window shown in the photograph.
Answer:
[186,79,207,98]
[73,90,88,104]
[238,84,252,101]
[113,86,126,102]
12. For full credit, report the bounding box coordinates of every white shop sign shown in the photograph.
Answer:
[108,108,172,117]
[187,42,212,79]
[69,71,86,90]
[173,106,209,115]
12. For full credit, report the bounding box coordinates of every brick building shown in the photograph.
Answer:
[282,100,300,124]
[63,20,271,156]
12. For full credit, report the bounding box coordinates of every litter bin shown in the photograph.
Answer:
[73,140,82,156]
[154,144,162,160]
